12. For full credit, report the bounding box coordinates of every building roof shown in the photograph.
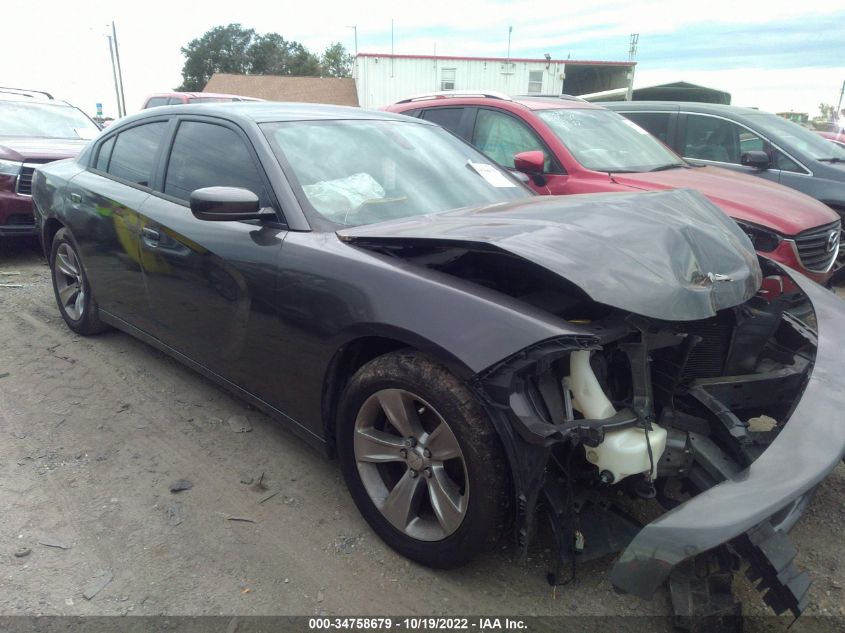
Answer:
[357,53,634,66]
[583,81,730,104]
[203,74,359,107]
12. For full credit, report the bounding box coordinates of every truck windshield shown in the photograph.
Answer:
[538,108,686,173]
[0,102,99,139]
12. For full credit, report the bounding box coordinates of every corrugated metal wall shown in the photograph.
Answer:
[356,57,571,109]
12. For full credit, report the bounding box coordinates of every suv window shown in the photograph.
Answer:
[683,114,764,165]
[472,109,549,170]
[164,121,269,205]
[420,108,464,136]
[107,121,168,186]
[145,97,169,109]
[624,112,672,144]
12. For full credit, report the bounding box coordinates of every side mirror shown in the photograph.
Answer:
[513,150,545,175]
[513,150,547,186]
[190,187,271,221]
[741,150,770,170]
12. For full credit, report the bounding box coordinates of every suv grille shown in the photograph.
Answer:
[793,221,841,272]
[14,160,53,197]
[5,214,34,226]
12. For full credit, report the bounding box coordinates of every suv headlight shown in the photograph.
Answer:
[0,158,23,176]
[735,220,782,252]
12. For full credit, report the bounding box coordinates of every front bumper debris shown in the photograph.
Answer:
[609,269,845,611]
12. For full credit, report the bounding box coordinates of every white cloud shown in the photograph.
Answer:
[3,0,842,118]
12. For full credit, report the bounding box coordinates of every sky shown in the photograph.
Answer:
[4,0,844,118]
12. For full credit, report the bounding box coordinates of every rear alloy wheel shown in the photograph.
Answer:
[337,351,510,568]
[50,228,108,335]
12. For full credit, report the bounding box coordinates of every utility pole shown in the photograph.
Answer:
[106,34,122,117]
[836,79,845,122]
[626,33,639,101]
[111,21,127,116]
[390,19,394,78]
[347,25,358,79]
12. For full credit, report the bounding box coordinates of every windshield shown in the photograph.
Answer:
[746,112,845,161]
[262,119,530,226]
[537,108,686,172]
[0,101,99,139]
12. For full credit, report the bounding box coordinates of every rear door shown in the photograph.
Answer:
[65,119,170,330]
[135,116,288,400]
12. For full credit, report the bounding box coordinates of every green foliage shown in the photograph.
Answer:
[176,24,351,91]
[321,42,354,78]
[177,24,256,91]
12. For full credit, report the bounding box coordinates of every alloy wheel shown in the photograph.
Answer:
[54,243,85,321]
[353,388,469,541]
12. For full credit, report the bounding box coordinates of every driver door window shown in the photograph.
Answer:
[472,109,549,170]
[683,115,763,165]
[164,121,270,206]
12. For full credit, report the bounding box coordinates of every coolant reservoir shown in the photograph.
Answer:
[584,425,667,483]
[569,350,667,484]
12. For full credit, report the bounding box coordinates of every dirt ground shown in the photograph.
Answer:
[1,237,843,629]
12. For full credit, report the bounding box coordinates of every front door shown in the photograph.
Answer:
[136,118,288,404]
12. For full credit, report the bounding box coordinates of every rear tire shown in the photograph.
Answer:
[336,350,510,568]
[49,228,108,336]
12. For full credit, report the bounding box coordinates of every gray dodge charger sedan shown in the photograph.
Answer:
[31,102,845,625]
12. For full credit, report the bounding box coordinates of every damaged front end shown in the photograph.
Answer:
[473,261,843,621]
[339,189,845,621]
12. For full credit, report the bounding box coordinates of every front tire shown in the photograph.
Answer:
[337,350,510,568]
[49,227,108,336]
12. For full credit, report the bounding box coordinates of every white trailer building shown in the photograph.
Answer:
[354,53,635,109]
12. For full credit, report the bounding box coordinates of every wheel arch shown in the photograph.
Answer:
[41,217,66,258]
[320,329,476,456]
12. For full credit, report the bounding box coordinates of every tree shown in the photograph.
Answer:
[819,103,837,121]
[177,24,256,91]
[248,33,321,76]
[176,24,323,91]
[321,42,353,78]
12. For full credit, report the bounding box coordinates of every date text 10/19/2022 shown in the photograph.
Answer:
[308,618,528,631]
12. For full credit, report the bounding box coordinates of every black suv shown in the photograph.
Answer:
[0,88,99,238]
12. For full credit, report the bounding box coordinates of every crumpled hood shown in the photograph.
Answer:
[338,189,762,321]
[611,165,838,236]
[0,137,88,161]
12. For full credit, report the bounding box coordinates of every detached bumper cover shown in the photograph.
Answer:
[610,269,845,598]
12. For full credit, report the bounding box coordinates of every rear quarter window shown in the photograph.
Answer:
[106,121,168,186]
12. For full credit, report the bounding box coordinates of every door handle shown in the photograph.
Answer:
[141,227,160,247]
[70,193,82,204]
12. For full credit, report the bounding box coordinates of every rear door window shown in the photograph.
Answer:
[107,121,168,186]
[420,108,465,136]
[144,97,169,109]
[623,112,672,145]
[163,120,269,206]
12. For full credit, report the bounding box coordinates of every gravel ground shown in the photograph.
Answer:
[1,237,843,629]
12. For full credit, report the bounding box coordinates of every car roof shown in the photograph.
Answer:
[145,91,261,100]
[119,102,422,126]
[391,94,604,112]
[600,101,773,121]
[515,97,604,111]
